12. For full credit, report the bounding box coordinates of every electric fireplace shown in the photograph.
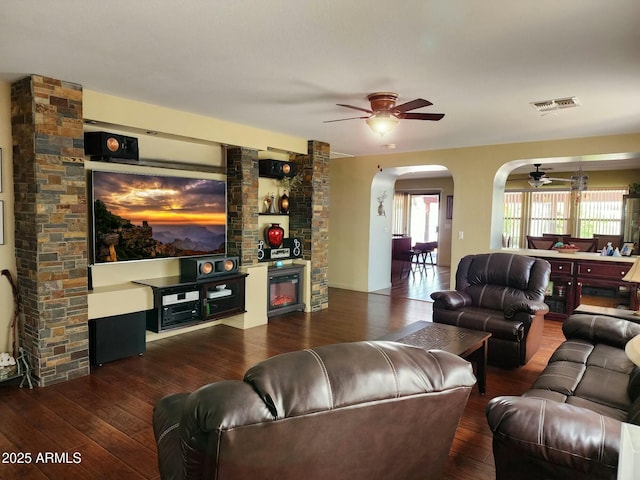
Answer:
[267,264,305,317]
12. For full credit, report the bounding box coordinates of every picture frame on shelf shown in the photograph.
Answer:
[621,242,635,256]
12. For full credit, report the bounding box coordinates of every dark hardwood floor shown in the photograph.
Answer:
[0,271,563,479]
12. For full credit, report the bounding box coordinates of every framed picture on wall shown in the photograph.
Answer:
[0,147,2,193]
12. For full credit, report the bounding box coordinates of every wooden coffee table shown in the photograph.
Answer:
[379,321,491,394]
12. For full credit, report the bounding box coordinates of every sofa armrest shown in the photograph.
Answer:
[486,396,620,480]
[503,300,549,320]
[430,290,472,309]
[178,380,274,479]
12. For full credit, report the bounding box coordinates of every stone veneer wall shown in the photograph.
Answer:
[290,140,330,311]
[10,76,327,388]
[226,142,330,311]
[226,147,260,264]
[11,75,89,386]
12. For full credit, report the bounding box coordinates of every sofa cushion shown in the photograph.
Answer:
[567,396,628,422]
[530,360,586,395]
[587,343,635,374]
[548,339,593,364]
[573,366,632,411]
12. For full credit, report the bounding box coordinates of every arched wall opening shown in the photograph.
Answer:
[367,165,452,292]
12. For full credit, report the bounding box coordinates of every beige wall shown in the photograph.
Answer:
[0,83,15,353]
[328,135,640,292]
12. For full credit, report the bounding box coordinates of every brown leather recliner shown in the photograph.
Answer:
[431,253,550,367]
[152,341,476,480]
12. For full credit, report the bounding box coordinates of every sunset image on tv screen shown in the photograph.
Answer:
[91,170,226,263]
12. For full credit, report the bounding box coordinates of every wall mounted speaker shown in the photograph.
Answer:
[180,256,239,281]
[84,131,139,161]
[259,159,296,178]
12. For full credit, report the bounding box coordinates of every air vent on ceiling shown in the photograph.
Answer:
[530,96,581,114]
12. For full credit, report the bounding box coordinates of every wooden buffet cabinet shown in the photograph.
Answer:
[507,249,638,321]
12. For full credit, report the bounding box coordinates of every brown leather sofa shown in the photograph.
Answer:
[486,313,640,480]
[431,253,550,367]
[153,340,476,480]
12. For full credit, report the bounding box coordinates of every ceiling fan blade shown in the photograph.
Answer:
[323,116,369,123]
[394,98,433,113]
[400,112,445,121]
[336,104,373,114]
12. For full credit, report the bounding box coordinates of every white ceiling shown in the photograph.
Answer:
[1,0,639,168]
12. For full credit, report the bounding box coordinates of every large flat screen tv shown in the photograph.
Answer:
[90,169,227,264]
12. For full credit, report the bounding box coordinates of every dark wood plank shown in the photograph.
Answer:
[0,268,564,479]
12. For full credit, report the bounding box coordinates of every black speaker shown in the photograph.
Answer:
[84,131,139,161]
[179,256,239,281]
[257,238,302,262]
[89,311,146,366]
[259,159,296,178]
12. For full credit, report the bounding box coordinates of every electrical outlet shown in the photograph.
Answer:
[458,231,464,239]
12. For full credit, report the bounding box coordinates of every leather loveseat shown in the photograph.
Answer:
[153,340,476,480]
[431,252,550,367]
[486,313,640,480]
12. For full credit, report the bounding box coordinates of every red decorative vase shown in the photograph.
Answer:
[266,223,284,248]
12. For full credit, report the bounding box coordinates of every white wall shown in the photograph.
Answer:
[368,172,396,291]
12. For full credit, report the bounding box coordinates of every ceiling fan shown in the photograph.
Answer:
[324,92,445,135]
[527,163,588,190]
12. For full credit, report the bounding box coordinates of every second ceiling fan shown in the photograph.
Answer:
[527,163,588,190]
[324,92,445,135]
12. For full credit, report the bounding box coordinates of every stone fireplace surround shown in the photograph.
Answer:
[11,74,329,386]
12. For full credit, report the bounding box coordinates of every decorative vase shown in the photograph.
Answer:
[265,223,284,248]
[268,193,277,213]
[279,192,289,214]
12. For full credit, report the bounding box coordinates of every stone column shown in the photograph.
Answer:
[290,140,330,311]
[11,75,89,386]
[226,147,260,264]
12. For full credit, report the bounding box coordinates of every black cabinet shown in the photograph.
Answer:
[135,273,248,332]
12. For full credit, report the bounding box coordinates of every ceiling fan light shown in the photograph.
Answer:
[366,112,400,135]
[528,178,548,188]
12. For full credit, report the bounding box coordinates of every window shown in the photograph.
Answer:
[577,189,626,237]
[503,192,523,248]
[529,191,571,236]
[503,188,627,248]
